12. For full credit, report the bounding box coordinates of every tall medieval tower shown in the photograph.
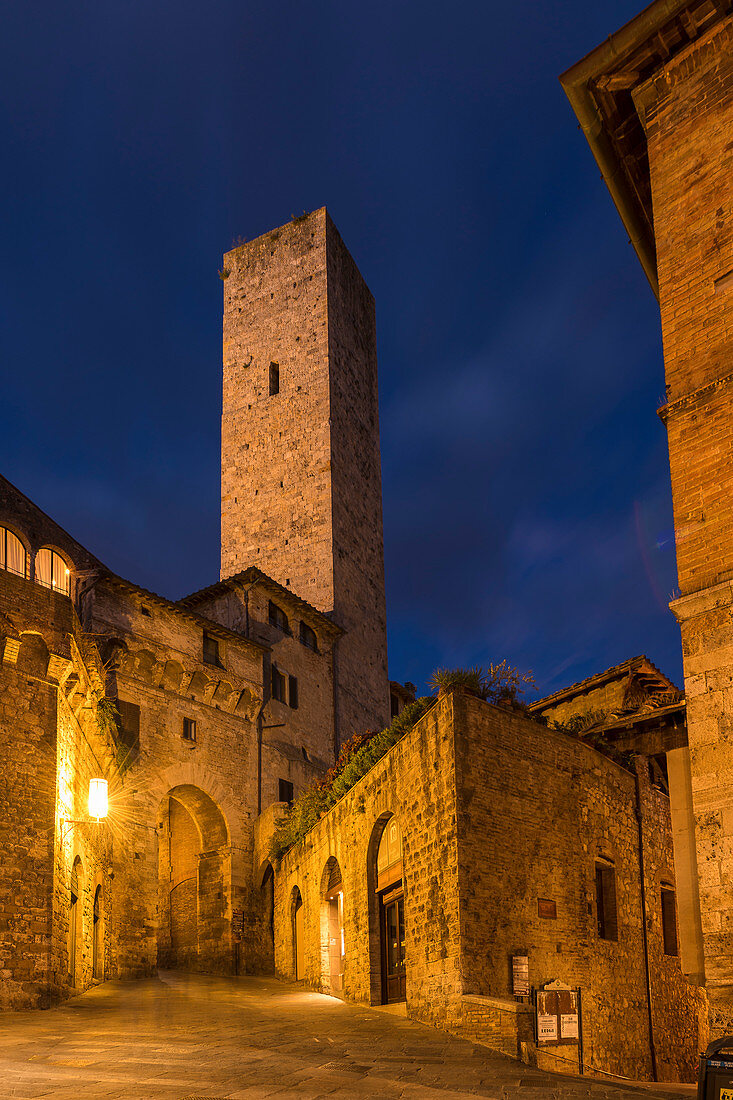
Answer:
[220,207,390,743]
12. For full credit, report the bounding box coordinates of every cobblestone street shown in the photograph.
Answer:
[0,972,696,1100]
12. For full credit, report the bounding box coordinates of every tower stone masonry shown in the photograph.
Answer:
[220,207,390,742]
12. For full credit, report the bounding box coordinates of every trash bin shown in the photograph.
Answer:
[698,1037,733,1099]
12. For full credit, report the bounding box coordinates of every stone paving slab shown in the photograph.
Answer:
[0,972,695,1100]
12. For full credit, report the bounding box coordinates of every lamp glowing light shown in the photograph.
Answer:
[88,778,108,820]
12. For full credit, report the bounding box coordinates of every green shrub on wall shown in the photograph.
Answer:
[269,697,434,863]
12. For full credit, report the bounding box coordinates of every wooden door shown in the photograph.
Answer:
[381,890,406,1003]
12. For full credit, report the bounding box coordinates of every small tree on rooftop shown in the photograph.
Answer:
[429,661,536,706]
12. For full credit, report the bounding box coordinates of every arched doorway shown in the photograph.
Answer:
[292,886,304,980]
[92,884,103,979]
[320,857,344,995]
[251,861,275,973]
[376,816,405,1004]
[69,857,83,987]
[157,785,231,973]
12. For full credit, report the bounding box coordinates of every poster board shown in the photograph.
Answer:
[535,982,580,1047]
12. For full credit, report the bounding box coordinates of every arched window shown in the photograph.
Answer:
[36,548,70,595]
[0,527,28,578]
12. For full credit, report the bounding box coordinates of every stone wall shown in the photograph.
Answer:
[453,692,706,1082]
[269,695,462,1028]
[639,13,733,1027]
[220,210,389,742]
[267,692,705,1081]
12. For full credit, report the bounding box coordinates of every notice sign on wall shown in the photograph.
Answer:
[536,982,580,1046]
[512,955,529,996]
[537,1014,558,1042]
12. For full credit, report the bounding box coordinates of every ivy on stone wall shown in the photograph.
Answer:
[269,697,434,863]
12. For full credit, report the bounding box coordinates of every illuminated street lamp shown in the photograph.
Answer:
[88,778,108,821]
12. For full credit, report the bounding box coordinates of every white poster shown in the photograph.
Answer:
[560,1014,579,1040]
[537,1014,558,1042]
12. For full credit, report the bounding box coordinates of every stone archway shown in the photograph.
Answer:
[157,784,231,974]
[319,856,344,995]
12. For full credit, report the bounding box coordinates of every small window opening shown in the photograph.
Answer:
[203,631,223,668]
[182,717,197,742]
[268,601,289,633]
[390,692,400,719]
[271,666,286,703]
[595,860,618,941]
[299,622,318,652]
[661,885,678,956]
[279,778,294,805]
[269,362,280,396]
[289,675,299,709]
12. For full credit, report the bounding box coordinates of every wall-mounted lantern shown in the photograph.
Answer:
[88,778,108,821]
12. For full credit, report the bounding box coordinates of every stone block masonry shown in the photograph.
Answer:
[220,209,390,742]
[266,692,706,1082]
[640,14,733,1029]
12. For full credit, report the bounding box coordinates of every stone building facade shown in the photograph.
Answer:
[0,206,708,1082]
[562,0,733,1035]
[262,691,706,1081]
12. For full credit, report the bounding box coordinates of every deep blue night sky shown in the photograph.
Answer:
[1,0,680,699]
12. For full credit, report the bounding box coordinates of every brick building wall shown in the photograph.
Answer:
[266,693,705,1081]
[220,210,389,742]
[637,14,733,1026]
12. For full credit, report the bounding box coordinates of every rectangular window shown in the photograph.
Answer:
[595,861,618,941]
[299,622,318,651]
[661,887,678,956]
[289,675,299,709]
[269,361,280,396]
[390,692,400,719]
[271,667,286,703]
[182,717,197,742]
[203,631,223,668]
[278,778,294,805]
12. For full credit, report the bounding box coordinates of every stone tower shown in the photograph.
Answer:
[563,0,733,1031]
[220,207,390,742]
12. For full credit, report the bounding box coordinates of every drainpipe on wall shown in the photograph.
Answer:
[635,762,658,1082]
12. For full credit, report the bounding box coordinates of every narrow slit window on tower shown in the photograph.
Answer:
[269,361,280,396]
[182,717,197,743]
